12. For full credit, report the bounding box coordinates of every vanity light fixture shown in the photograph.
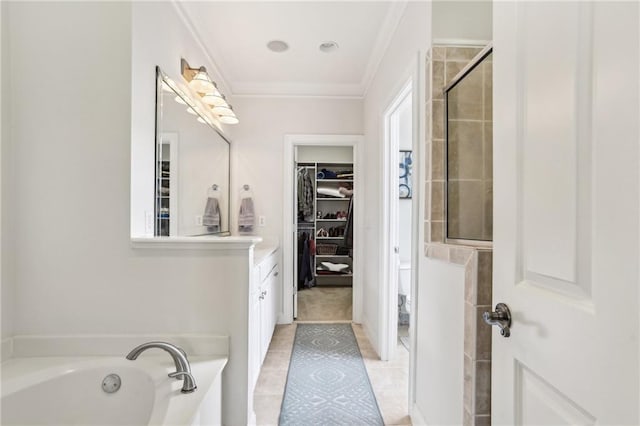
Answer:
[211,104,233,116]
[201,91,227,107]
[181,58,238,124]
[211,103,238,125]
[218,115,239,125]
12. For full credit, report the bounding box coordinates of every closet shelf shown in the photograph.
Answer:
[315,272,353,277]
[297,159,354,288]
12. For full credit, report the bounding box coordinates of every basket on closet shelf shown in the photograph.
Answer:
[316,243,338,255]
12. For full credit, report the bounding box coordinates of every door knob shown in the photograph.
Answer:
[482,303,512,337]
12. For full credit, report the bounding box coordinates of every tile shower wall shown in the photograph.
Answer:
[426,45,486,243]
[424,45,493,426]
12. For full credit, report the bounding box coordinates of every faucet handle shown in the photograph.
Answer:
[168,371,198,393]
[169,371,194,380]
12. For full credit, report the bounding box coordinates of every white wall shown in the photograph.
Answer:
[415,258,465,424]
[432,1,492,43]
[230,96,362,239]
[362,1,428,352]
[0,0,11,349]
[297,146,353,164]
[2,3,254,424]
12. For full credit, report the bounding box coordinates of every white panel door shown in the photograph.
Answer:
[492,2,639,425]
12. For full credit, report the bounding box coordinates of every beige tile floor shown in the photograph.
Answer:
[253,323,411,426]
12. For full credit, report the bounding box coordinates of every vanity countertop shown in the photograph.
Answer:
[131,235,262,250]
[254,239,279,265]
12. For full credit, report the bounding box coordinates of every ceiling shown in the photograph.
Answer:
[177,1,408,98]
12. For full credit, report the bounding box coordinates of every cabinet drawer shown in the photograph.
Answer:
[258,253,278,283]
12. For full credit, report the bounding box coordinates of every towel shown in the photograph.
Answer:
[317,187,346,198]
[317,168,337,179]
[203,197,220,232]
[238,197,255,234]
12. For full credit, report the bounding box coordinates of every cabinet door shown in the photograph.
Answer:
[249,290,261,390]
[259,275,273,363]
[270,266,280,332]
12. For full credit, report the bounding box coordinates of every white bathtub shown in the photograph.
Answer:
[1,356,226,426]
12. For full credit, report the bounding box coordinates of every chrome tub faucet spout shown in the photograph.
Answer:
[126,341,197,393]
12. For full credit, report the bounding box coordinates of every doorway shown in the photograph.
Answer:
[282,135,362,324]
[381,80,414,360]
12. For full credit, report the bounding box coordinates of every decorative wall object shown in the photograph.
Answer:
[399,150,413,199]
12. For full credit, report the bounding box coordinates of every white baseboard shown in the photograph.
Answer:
[411,403,428,426]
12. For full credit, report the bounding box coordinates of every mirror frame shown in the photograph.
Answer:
[154,66,231,237]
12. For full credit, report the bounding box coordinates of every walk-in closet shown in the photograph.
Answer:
[294,146,354,321]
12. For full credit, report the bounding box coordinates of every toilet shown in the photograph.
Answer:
[398,263,411,324]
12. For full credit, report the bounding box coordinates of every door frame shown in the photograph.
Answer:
[380,80,413,360]
[281,134,363,324]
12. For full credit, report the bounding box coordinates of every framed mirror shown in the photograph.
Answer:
[155,67,230,236]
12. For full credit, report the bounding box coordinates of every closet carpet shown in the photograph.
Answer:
[296,286,352,321]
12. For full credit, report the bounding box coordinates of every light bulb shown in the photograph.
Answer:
[188,67,215,93]
[212,105,233,116]
[201,91,227,106]
[218,115,239,125]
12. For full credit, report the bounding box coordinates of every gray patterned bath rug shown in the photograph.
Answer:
[279,323,384,426]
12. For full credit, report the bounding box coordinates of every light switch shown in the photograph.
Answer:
[258,216,266,227]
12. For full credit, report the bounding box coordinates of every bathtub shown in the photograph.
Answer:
[1,355,227,425]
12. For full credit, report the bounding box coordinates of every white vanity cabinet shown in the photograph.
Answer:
[249,247,280,390]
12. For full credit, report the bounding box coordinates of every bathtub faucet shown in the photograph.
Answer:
[126,341,197,393]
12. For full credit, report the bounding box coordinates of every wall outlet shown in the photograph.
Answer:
[195,215,203,226]
[258,216,266,227]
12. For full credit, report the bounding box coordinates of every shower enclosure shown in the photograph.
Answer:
[444,46,493,242]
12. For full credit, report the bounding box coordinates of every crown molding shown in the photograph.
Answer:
[171,0,233,98]
[360,0,409,97]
